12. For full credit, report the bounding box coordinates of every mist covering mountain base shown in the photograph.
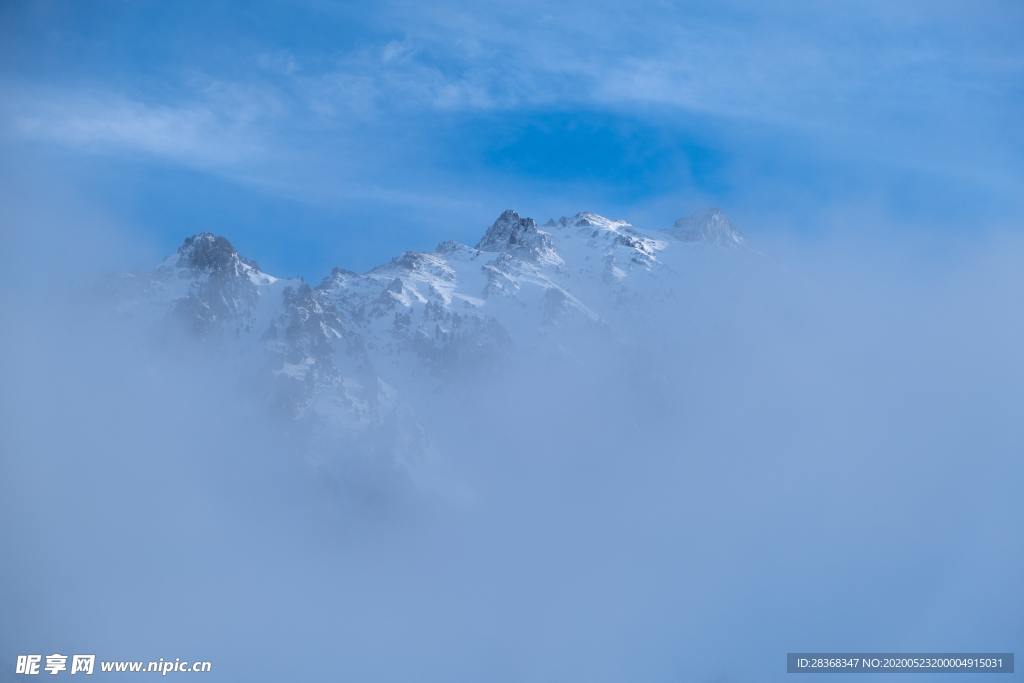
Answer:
[2,208,1022,682]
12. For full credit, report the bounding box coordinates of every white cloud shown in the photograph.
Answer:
[2,0,1019,216]
[9,89,269,169]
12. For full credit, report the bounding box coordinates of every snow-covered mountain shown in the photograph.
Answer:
[109,208,748,475]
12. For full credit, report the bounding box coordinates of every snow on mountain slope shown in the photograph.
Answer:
[110,208,750,472]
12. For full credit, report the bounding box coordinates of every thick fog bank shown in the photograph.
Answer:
[2,229,1022,682]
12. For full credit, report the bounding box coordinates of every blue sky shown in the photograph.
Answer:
[1,0,1022,279]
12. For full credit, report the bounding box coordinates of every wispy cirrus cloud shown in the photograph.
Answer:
[6,82,284,170]
[1,0,1021,275]
[8,1,1021,180]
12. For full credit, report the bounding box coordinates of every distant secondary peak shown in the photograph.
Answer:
[670,208,746,247]
[551,211,631,231]
[329,266,358,277]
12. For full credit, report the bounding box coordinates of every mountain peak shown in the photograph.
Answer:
[476,210,535,248]
[171,232,280,287]
[670,209,746,247]
[176,232,257,272]
[475,210,559,263]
